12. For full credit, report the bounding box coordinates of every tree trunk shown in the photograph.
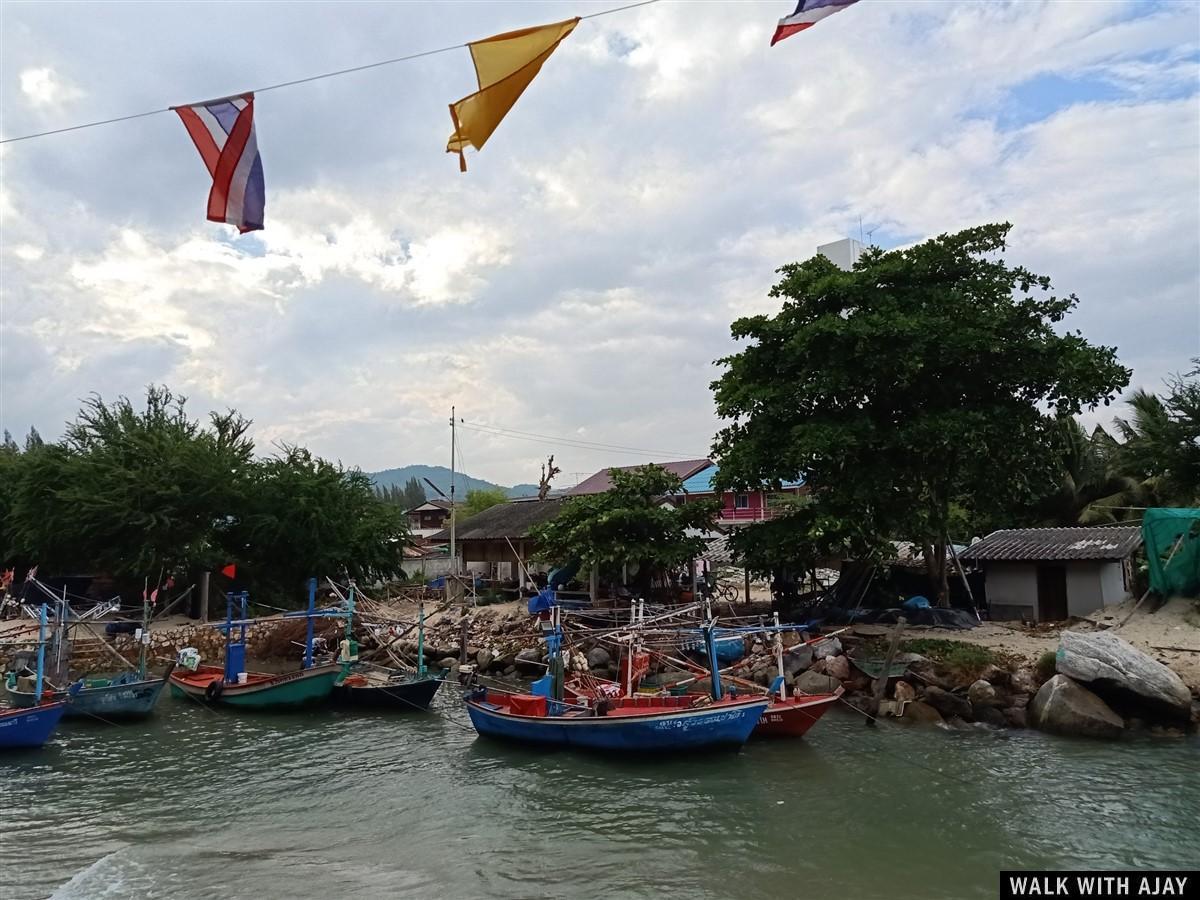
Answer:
[934,538,949,608]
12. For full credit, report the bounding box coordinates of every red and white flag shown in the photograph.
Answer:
[771,0,860,46]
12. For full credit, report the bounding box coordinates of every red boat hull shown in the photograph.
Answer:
[754,689,842,738]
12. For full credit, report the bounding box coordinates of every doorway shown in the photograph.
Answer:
[1036,565,1068,621]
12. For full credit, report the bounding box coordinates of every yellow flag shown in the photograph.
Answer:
[447,18,579,171]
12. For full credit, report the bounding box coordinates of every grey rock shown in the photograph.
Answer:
[586,646,612,670]
[514,647,544,674]
[436,656,459,671]
[782,645,813,676]
[822,654,850,681]
[893,681,917,703]
[924,686,973,720]
[794,670,841,695]
[813,636,843,660]
[1029,674,1124,739]
[900,700,944,726]
[1003,707,1027,728]
[967,679,998,708]
[1057,631,1191,721]
[475,649,495,672]
[974,705,1009,728]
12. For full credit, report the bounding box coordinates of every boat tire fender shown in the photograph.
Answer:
[205,680,225,702]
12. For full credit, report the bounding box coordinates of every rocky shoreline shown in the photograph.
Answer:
[2,598,1195,739]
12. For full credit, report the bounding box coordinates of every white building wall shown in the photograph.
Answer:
[1065,562,1103,618]
[984,563,1038,620]
[816,238,866,271]
[1099,561,1129,607]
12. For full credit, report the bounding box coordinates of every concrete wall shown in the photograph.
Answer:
[984,562,1037,621]
[986,560,1129,621]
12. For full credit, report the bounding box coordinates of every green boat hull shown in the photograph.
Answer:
[170,665,340,710]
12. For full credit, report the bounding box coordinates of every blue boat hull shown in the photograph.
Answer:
[0,702,68,749]
[465,698,768,752]
[6,671,172,720]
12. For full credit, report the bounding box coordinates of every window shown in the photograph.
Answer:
[735,493,750,509]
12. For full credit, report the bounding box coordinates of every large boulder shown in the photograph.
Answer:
[967,679,998,709]
[782,645,814,676]
[1029,674,1124,739]
[899,700,944,726]
[475,648,495,672]
[924,686,973,720]
[1057,631,1192,721]
[795,670,841,695]
[893,681,917,703]
[823,654,850,681]
[514,647,544,674]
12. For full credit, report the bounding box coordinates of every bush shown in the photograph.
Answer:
[1036,649,1058,681]
[901,638,996,680]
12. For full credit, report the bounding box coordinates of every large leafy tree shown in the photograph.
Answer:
[530,465,717,594]
[712,223,1130,604]
[460,487,508,520]
[8,387,255,576]
[225,446,409,597]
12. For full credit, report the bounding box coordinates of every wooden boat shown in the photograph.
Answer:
[6,666,174,719]
[464,606,767,752]
[466,689,767,751]
[5,588,174,719]
[755,688,842,737]
[170,662,341,708]
[169,583,340,710]
[0,605,74,749]
[331,592,442,711]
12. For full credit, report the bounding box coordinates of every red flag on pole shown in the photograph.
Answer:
[220,564,237,579]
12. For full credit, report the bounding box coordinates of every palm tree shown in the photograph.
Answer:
[1113,376,1199,507]
[1036,418,1143,525]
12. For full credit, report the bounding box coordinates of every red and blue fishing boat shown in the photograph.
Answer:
[169,582,341,710]
[464,603,768,752]
[1,605,75,749]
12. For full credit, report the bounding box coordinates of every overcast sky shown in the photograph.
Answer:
[1,0,1197,488]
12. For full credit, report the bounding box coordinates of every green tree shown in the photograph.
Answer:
[529,465,717,595]
[1113,367,1200,506]
[227,446,409,598]
[1032,418,1143,525]
[712,223,1130,605]
[460,487,508,520]
[9,386,255,576]
[403,476,427,509]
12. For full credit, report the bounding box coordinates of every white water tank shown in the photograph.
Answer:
[815,238,865,271]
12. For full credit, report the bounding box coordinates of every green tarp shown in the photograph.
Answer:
[1142,508,1200,597]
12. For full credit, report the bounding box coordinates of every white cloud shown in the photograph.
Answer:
[18,67,83,107]
[0,0,1196,485]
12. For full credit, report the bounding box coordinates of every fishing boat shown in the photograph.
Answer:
[464,605,768,752]
[332,591,442,711]
[5,587,174,719]
[169,582,341,709]
[0,605,74,749]
[568,611,842,740]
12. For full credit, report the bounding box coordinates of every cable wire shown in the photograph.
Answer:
[0,0,660,145]
[457,420,708,460]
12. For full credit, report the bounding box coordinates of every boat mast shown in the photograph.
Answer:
[417,600,426,676]
[303,577,316,670]
[138,575,151,680]
[35,603,47,702]
[703,623,724,701]
[773,612,786,701]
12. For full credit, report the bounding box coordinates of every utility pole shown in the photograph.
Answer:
[449,405,457,577]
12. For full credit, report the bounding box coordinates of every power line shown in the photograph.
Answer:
[0,0,660,146]
[457,419,708,460]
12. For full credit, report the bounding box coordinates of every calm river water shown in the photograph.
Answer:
[1,690,1196,900]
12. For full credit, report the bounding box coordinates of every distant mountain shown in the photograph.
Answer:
[368,464,539,499]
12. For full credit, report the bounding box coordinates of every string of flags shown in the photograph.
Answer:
[3,1,861,234]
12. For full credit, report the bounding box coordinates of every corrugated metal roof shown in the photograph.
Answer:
[960,526,1142,562]
[568,459,713,496]
[431,498,565,542]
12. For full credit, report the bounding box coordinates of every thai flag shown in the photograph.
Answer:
[174,93,265,233]
[771,0,860,46]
